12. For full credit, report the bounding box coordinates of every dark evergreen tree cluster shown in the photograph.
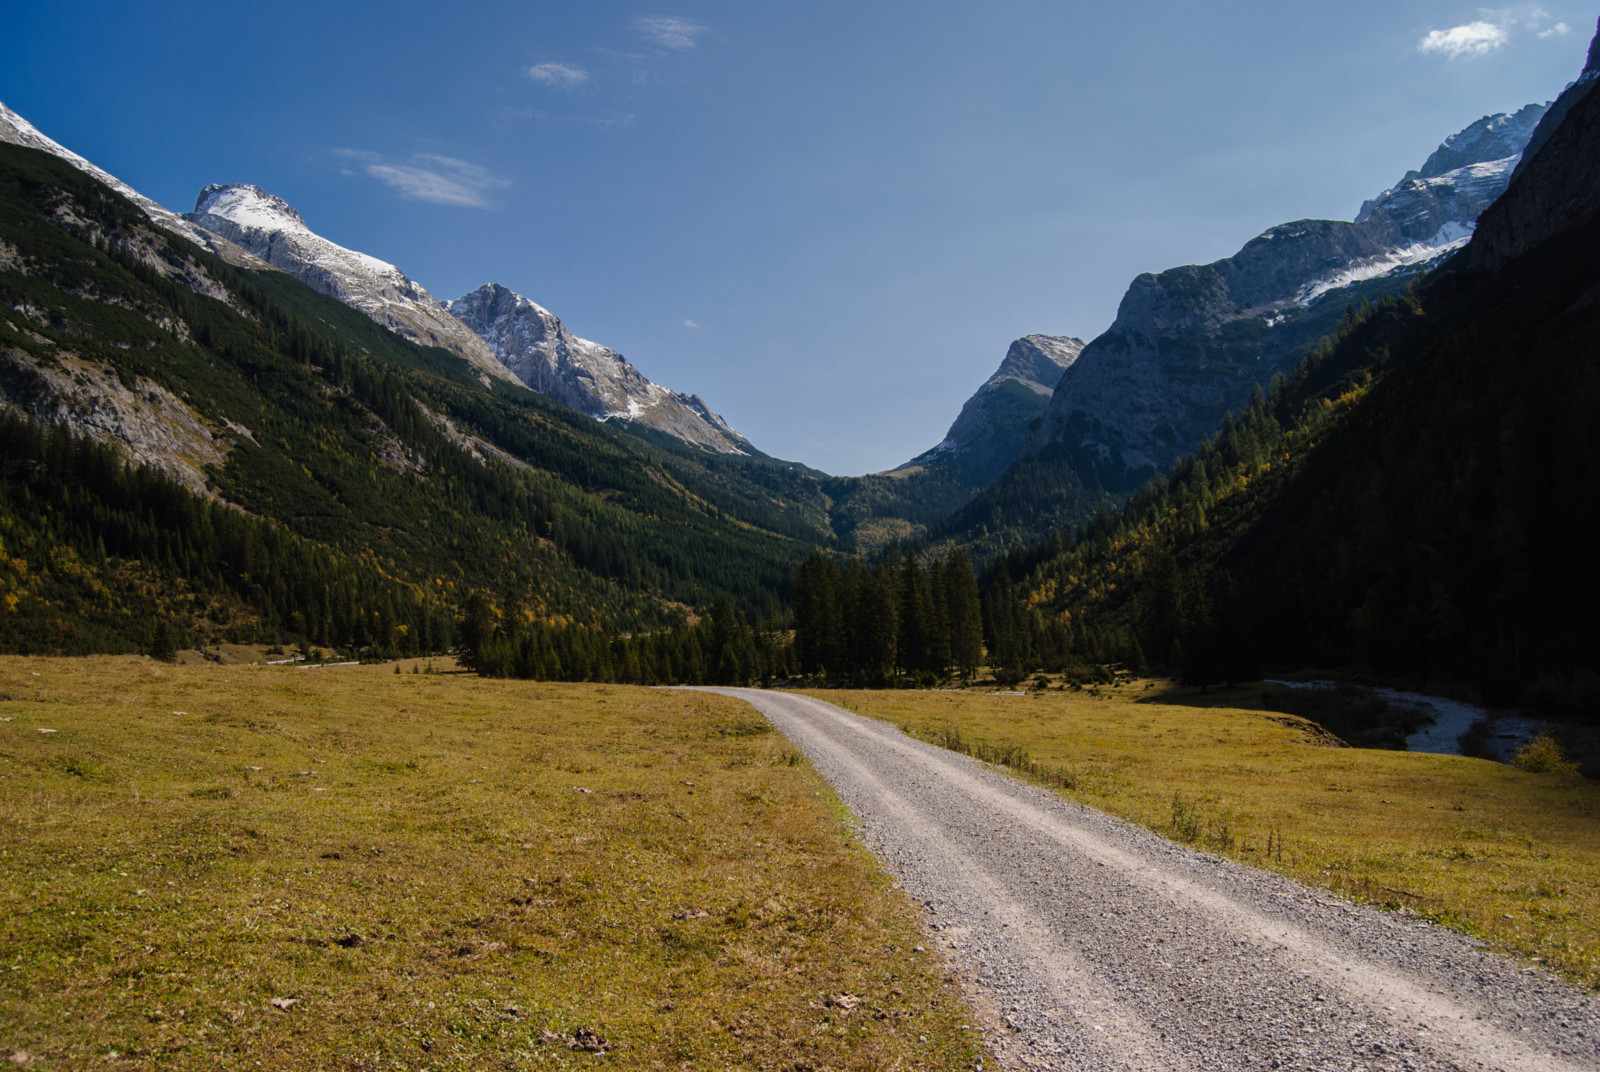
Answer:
[790,549,983,686]
[463,592,793,686]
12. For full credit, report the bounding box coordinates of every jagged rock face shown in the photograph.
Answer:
[0,102,266,271]
[1025,105,1547,474]
[446,283,748,454]
[900,334,1084,485]
[187,184,520,388]
[1470,21,1600,272]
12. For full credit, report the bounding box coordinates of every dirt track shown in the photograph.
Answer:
[699,688,1600,1072]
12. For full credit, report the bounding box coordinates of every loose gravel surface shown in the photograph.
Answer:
[699,688,1600,1072]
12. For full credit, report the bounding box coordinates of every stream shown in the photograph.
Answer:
[1265,680,1543,758]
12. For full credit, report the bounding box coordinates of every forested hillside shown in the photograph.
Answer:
[0,142,825,655]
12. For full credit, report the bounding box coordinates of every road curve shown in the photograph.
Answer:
[695,688,1600,1072]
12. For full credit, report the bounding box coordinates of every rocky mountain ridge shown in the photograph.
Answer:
[445,283,747,454]
[899,333,1084,486]
[1022,103,1548,476]
[187,184,520,389]
[0,102,266,272]
[186,183,747,453]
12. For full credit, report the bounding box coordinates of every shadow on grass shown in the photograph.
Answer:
[1139,679,1430,750]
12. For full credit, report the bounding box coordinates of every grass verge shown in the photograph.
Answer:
[0,657,986,1069]
[802,684,1600,990]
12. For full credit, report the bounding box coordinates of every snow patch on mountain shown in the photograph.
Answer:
[1295,223,1472,306]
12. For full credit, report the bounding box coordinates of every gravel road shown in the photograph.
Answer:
[698,688,1600,1072]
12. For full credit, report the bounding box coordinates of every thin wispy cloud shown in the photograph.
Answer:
[634,15,708,49]
[684,319,701,329]
[1539,21,1571,37]
[1418,20,1508,58]
[528,62,589,87]
[336,150,510,208]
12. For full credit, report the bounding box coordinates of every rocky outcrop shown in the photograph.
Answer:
[446,283,748,454]
[1,344,229,497]
[1024,105,1547,474]
[187,184,522,389]
[1468,20,1600,273]
[899,334,1084,485]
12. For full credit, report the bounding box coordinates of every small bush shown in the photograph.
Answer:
[1512,734,1579,776]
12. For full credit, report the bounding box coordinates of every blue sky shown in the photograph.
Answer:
[2,2,1590,473]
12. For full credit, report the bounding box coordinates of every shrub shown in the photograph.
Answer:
[1512,734,1579,776]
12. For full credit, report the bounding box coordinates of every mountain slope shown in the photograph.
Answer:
[933,103,1549,558]
[1026,102,1545,474]
[898,333,1084,486]
[0,139,830,655]
[1469,29,1600,272]
[988,23,1600,700]
[0,102,266,271]
[445,282,748,454]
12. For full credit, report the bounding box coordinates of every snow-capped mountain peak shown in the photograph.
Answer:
[1415,105,1546,180]
[187,184,518,387]
[195,183,310,234]
[445,283,748,454]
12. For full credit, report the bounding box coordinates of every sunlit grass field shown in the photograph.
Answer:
[806,683,1600,989]
[0,657,986,1070]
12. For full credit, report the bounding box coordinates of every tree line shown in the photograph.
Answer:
[789,549,984,685]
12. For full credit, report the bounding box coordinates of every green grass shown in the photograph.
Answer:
[0,657,986,1069]
[805,683,1600,990]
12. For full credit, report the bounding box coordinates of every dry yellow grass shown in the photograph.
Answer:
[0,657,986,1070]
[805,684,1600,990]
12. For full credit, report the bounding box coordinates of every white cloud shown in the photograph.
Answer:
[634,15,708,49]
[1418,20,1509,58]
[684,319,701,329]
[1538,21,1571,37]
[337,150,510,209]
[528,62,589,87]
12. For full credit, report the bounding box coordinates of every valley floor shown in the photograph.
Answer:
[0,658,983,1070]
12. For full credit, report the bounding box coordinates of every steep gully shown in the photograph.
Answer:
[696,688,1598,1072]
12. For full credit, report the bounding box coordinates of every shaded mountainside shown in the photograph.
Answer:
[898,334,1084,487]
[1026,103,1545,474]
[1470,27,1600,272]
[934,104,1547,559]
[984,27,1600,702]
[0,141,833,654]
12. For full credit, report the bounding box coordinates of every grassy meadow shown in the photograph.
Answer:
[806,683,1600,990]
[0,657,986,1070]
